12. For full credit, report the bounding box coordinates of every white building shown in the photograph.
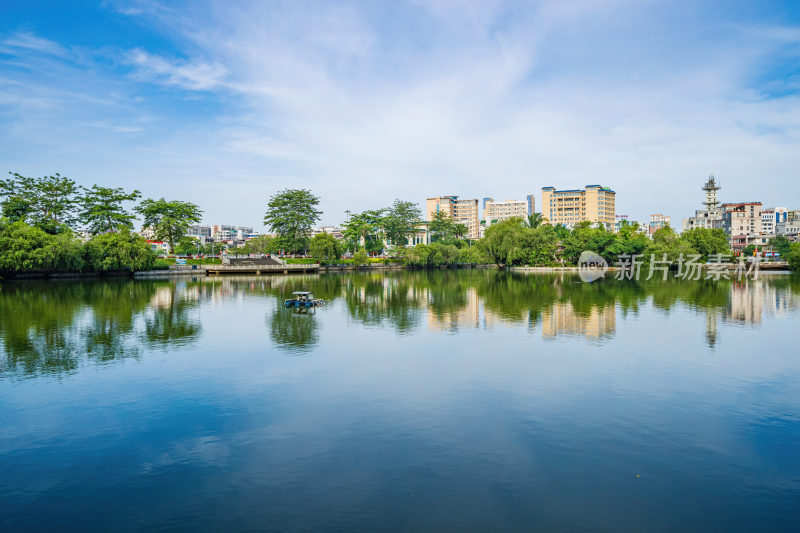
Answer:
[482,195,535,225]
[761,208,775,234]
[310,226,345,239]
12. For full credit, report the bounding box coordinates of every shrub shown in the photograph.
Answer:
[83,231,156,272]
[352,249,369,266]
[309,233,342,264]
[787,243,800,271]
[0,220,84,272]
[458,246,489,265]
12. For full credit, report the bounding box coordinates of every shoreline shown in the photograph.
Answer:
[2,262,793,281]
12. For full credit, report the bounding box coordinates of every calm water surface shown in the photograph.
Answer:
[1,271,799,532]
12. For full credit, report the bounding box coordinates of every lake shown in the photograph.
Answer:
[1,270,799,531]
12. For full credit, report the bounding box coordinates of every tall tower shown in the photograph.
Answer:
[702,174,720,209]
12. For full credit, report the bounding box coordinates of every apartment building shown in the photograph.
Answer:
[721,202,763,251]
[482,195,535,225]
[310,226,345,239]
[776,210,800,238]
[649,214,671,235]
[211,225,255,241]
[761,208,776,234]
[540,185,615,229]
[426,196,480,239]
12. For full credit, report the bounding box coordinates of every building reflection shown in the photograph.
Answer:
[702,276,800,347]
[540,301,616,340]
[425,283,617,341]
[427,288,481,331]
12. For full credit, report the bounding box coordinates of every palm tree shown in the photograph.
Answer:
[525,212,547,229]
[453,223,469,240]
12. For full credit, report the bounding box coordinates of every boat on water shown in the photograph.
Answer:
[284,291,325,308]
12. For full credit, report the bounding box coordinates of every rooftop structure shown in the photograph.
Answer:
[702,174,721,209]
[682,176,724,233]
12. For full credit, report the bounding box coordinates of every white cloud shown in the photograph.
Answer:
[0,32,69,58]
[126,49,228,91]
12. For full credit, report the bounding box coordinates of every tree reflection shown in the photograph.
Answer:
[269,307,319,353]
[0,280,200,377]
[142,283,201,348]
[2,272,798,374]
[342,273,423,333]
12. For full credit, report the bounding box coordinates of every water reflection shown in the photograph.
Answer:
[541,301,616,340]
[143,284,201,347]
[336,271,800,345]
[2,272,799,375]
[0,280,201,377]
[269,307,319,353]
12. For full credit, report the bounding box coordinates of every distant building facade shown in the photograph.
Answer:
[482,195,535,225]
[649,214,671,235]
[776,210,800,239]
[310,226,345,239]
[761,208,776,234]
[541,185,615,229]
[426,195,480,239]
[721,202,763,251]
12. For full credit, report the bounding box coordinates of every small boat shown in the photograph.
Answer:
[284,291,325,308]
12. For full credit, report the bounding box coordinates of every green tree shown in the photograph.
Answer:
[0,220,84,272]
[787,243,800,271]
[1,172,81,233]
[382,199,422,246]
[404,244,431,267]
[770,235,792,258]
[83,231,156,272]
[679,228,730,260]
[561,221,617,264]
[343,209,385,253]
[553,223,571,240]
[237,235,277,255]
[742,244,757,257]
[175,237,201,255]
[80,185,141,234]
[453,223,469,240]
[352,248,369,266]
[310,232,342,264]
[428,242,460,267]
[478,218,527,266]
[458,245,489,265]
[0,196,33,224]
[524,212,547,229]
[135,198,203,254]
[646,226,693,264]
[606,221,649,258]
[263,189,321,253]
[429,210,457,242]
[524,225,560,266]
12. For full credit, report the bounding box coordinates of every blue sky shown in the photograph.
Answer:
[1,0,799,228]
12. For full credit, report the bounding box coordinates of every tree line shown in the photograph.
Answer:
[3,174,800,273]
[0,171,204,274]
